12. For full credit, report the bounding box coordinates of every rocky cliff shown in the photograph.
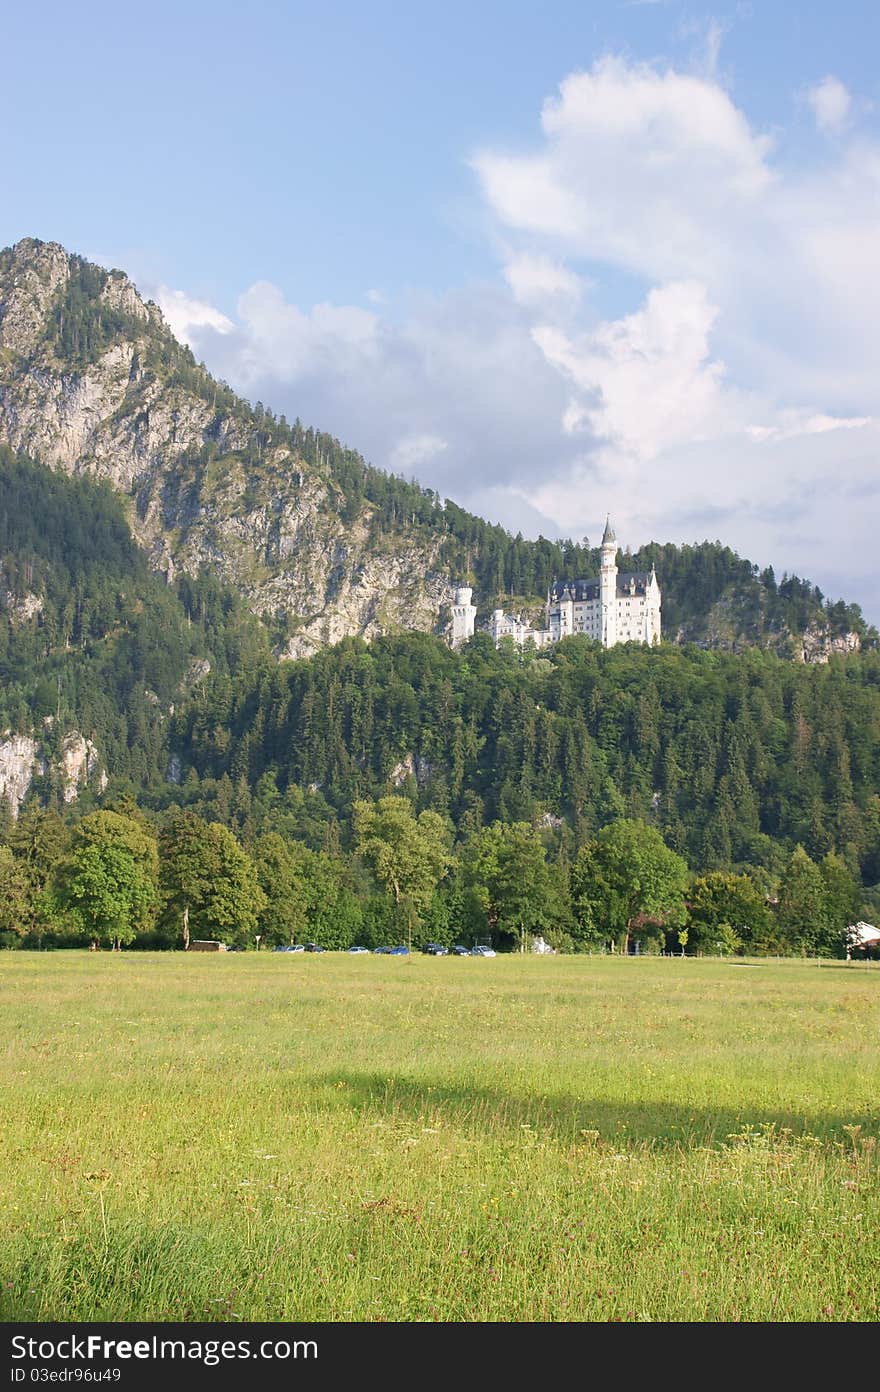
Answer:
[0,728,106,817]
[0,239,456,656]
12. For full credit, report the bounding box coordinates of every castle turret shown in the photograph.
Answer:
[600,515,618,647]
[451,586,477,648]
[646,564,661,645]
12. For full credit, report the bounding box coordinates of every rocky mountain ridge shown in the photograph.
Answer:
[0,239,455,657]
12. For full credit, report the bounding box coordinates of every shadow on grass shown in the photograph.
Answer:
[322,1070,879,1150]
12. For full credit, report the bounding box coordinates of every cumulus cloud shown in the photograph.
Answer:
[503,253,585,309]
[152,54,880,619]
[186,280,582,521]
[472,57,773,283]
[156,288,234,345]
[807,75,852,132]
[531,281,732,461]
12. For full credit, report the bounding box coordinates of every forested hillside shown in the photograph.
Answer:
[163,629,880,884]
[2,447,879,892]
[0,447,269,796]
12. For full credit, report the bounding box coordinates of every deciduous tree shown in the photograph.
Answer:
[353,797,450,948]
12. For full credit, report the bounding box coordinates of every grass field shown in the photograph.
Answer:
[0,951,877,1322]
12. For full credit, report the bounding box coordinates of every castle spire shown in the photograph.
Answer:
[602,514,616,545]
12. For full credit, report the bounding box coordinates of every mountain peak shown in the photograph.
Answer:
[0,238,163,362]
[0,237,457,657]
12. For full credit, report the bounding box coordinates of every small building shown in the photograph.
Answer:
[189,940,228,952]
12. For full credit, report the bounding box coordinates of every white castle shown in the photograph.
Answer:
[450,517,661,650]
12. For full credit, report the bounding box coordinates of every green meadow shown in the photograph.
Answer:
[1,952,877,1323]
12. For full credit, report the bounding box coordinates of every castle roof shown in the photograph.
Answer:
[602,515,616,544]
[549,571,655,603]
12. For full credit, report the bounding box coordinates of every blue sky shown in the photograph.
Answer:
[3,1,880,619]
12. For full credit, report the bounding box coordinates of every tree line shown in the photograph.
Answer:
[0,796,867,958]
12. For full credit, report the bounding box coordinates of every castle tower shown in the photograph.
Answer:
[451,586,477,648]
[599,515,618,647]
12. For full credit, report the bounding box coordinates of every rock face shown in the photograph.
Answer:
[388,753,433,788]
[0,728,105,817]
[59,732,105,804]
[799,626,862,665]
[3,591,43,623]
[0,734,43,818]
[0,238,456,655]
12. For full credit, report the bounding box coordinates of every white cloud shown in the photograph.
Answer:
[532,281,731,462]
[156,288,234,345]
[178,280,579,524]
[503,253,584,308]
[234,282,381,381]
[807,76,852,133]
[472,57,773,283]
[390,433,448,473]
[746,412,872,444]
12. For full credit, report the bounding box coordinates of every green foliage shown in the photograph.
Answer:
[460,821,562,950]
[687,871,774,954]
[774,847,861,958]
[777,845,828,956]
[170,632,880,896]
[54,811,158,948]
[712,922,743,956]
[0,447,270,790]
[42,260,147,369]
[353,796,451,945]
[0,845,31,942]
[819,852,860,946]
[573,819,689,951]
[158,811,265,947]
[253,832,362,949]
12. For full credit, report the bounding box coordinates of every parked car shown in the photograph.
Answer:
[348,945,369,954]
[289,944,305,952]
[470,945,497,957]
[303,942,326,953]
[451,945,470,956]
[422,942,448,955]
[373,945,392,954]
[389,945,410,955]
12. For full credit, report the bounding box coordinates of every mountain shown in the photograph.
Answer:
[0,238,453,658]
[0,237,873,666]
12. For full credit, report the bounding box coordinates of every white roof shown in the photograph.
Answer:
[846,921,880,945]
